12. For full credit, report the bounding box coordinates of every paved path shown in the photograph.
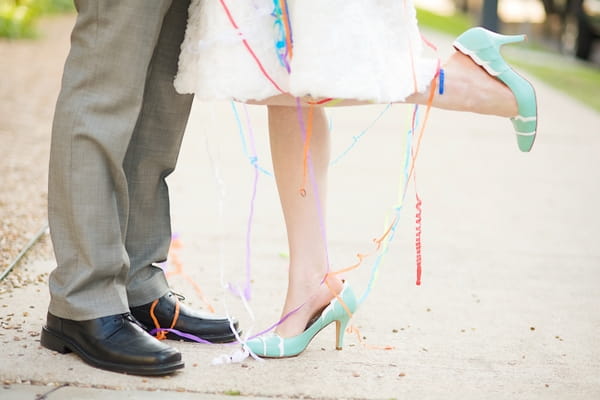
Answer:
[1,16,600,400]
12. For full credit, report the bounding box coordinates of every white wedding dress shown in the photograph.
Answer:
[174,0,438,103]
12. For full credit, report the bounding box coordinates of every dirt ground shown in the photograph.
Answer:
[0,15,75,292]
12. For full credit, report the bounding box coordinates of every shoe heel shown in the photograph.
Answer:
[487,30,526,48]
[454,27,525,75]
[41,327,72,354]
[456,27,525,50]
[335,317,350,350]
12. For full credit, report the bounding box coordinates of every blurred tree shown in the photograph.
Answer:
[455,0,470,13]
[481,0,499,31]
[541,0,558,13]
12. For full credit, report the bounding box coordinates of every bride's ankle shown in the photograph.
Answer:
[323,274,344,294]
[275,276,344,337]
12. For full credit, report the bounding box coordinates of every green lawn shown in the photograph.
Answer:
[417,7,474,37]
[0,0,73,38]
[417,8,600,113]
[509,55,600,112]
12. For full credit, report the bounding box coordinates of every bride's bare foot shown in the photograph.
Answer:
[275,274,344,338]
[437,51,519,117]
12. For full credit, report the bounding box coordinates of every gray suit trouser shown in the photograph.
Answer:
[48,0,194,320]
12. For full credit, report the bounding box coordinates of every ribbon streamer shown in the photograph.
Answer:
[164,0,446,355]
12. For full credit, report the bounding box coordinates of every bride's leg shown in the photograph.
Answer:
[267,105,343,338]
[250,52,518,118]
[405,50,518,117]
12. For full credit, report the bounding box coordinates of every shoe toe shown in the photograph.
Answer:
[517,134,535,152]
[42,313,184,375]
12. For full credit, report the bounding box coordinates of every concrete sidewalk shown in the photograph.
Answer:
[2,25,600,400]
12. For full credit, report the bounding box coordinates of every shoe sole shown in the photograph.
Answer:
[41,327,184,376]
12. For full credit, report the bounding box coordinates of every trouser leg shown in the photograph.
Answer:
[124,0,194,306]
[48,0,175,320]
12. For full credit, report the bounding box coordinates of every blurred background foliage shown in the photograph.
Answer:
[0,0,73,38]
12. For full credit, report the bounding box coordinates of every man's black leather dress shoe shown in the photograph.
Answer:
[41,312,183,376]
[130,292,240,343]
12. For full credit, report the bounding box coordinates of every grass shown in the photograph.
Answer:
[416,7,473,37]
[0,0,74,38]
[510,54,600,112]
[416,7,600,113]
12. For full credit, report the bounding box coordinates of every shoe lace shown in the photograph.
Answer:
[149,293,181,340]
[121,312,149,331]
[169,291,186,302]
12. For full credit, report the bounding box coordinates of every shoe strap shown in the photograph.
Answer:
[149,297,181,340]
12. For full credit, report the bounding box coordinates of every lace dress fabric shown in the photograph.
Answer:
[175,0,438,103]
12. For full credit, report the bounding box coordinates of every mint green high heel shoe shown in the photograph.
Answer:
[453,27,537,152]
[245,283,358,358]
